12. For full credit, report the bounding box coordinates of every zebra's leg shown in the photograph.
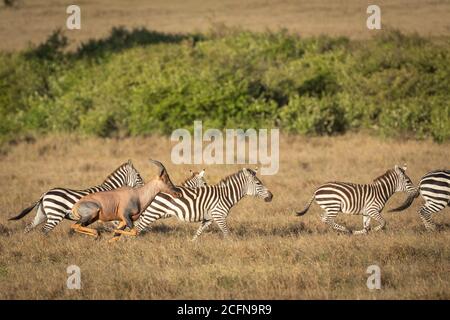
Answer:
[321,209,350,234]
[192,220,212,241]
[213,216,230,238]
[353,216,371,235]
[135,211,166,234]
[418,202,442,231]
[24,204,46,233]
[368,211,386,232]
[41,210,66,234]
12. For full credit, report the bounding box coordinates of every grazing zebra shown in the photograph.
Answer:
[390,169,449,230]
[8,160,144,233]
[296,165,415,234]
[118,168,273,240]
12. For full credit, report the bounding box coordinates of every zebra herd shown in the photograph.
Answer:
[8,161,450,239]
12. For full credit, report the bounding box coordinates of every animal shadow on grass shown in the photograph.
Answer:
[232,222,317,238]
[408,222,450,234]
[138,223,188,236]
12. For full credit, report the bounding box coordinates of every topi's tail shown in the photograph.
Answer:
[389,187,420,213]
[296,194,315,216]
[8,196,43,221]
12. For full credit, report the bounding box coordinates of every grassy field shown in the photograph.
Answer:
[1,0,450,51]
[0,134,448,299]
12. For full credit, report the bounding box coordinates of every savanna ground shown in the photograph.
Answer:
[1,0,450,51]
[0,134,448,299]
[0,0,449,300]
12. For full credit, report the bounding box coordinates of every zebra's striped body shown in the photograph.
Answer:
[135,168,273,240]
[9,160,144,233]
[297,165,415,234]
[390,169,449,230]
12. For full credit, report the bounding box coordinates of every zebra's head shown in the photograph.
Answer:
[184,169,207,188]
[393,164,415,193]
[242,168,273,202]
[124,160,145,188]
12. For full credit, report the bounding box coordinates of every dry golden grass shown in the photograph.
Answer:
[0,134,448,299]
[0,0,450,51]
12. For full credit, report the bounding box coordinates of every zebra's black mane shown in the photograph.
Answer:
[181,172,200,185]
[218,168,257,186]
[101,161,131,185]
[218,169,242,185]
[373,169,395,183]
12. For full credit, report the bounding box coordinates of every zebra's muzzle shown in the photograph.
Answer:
[264,192,273,202]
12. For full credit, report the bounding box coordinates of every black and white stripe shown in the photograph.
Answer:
[9,160,144,233]
[135,168,273,240]
[297,165,416,234]
[390,169,449,230]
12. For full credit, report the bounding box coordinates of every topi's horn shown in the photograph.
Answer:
[149,159,166,176]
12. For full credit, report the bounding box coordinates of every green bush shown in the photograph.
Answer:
[280,95,347,135]
[0,28,448,143]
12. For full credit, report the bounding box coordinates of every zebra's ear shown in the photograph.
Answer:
[199,169,205,177]
[127,159,132,165]
[394,165,406,174]
[254,167,259,174]
[242,168,249,175]
[402,163,407,171]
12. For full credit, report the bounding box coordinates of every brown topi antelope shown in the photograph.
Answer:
[70,159,181,242]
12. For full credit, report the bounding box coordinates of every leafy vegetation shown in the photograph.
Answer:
[0,28,448,143]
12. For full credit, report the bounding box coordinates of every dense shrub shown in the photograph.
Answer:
[0,28,448,143]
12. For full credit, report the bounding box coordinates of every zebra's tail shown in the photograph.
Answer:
[8,196,43,220]
[389,187,419,213]
[296,194,315,216]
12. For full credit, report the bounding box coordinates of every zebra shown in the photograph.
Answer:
[129,168,273,240]
[390,169,449,230]
[8,160,144,233]
[182,169,207,188]
[296,165,416,234]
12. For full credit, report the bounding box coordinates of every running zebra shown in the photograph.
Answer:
[8,160,144,233]
[296,165,415,234]
[390,169,449,230]
[126,168,273,240]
